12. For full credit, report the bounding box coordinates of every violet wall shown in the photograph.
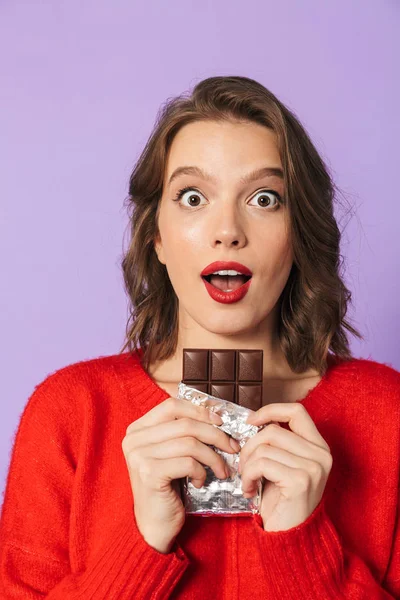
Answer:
[1,0,399,498]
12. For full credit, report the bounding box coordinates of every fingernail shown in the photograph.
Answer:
[209,410,223,424]
[230,438,241,452]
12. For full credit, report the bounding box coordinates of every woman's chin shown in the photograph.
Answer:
[196,318,259,338]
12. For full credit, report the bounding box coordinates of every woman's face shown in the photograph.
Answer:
[154,119,293,340]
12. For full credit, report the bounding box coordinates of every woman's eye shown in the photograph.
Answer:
[173,187,206,208]
[248,190,281,209]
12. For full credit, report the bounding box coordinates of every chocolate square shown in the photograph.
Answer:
[182,349,263,411]
[183,349,209,380]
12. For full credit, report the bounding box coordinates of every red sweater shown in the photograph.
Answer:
[1,350,399,599]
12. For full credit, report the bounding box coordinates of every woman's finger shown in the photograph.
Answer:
[128,436,230,480]
[239,423,331,472]
[240,445,324,494]
[246,402,330,451]
[125,417,238,455]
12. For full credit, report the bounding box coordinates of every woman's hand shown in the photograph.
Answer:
[122,397,240,553]
[239,403,333,532]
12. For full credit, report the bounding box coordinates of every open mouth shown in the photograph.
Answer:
[202,273,252,292]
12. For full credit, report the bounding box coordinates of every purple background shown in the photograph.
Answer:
[1,1,399,500]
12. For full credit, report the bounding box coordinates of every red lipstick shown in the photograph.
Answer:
[200,261,253,305]
[202,278,252,304]
[201,261,252,277]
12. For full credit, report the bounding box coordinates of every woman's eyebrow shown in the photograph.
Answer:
[167,165,284,187]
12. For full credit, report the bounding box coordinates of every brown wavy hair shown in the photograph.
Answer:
[119,75,363,375]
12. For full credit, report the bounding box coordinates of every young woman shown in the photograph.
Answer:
[1,76,399,599]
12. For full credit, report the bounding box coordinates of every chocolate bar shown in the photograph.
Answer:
[182,349,263,411]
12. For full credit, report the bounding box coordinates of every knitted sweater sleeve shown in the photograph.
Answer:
[0,369,189,599]
[251,495,400,599]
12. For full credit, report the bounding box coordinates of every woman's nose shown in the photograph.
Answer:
[209,205,247,248]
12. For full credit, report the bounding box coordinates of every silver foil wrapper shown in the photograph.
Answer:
[177,382,265,516]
